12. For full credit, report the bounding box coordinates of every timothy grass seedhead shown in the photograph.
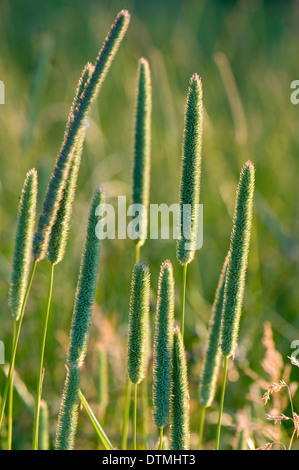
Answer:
[9,169,37,320]
[127,262,150,384]
[220,161,255,358]
[47,64,94,265]
[67,188,104,368]
[32,10,130,262]
[131,57,151,246]
[177,73,203,265]
[153,260,175,429]
[55,365,81,450]
[170,327,190,450]
[199,251,230,408]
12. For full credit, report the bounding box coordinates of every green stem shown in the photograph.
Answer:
[32,262,54,450]
[0,261,37,431]
[141,377,148,449]
[180,264,188,339]
[7,321,16,450]
[215,356,228,450]
[121,378,132,450]
[121,243,141,450]
[135,243,140,264]
[197,405,206,450]
[158,427,163,450]
[133,382,137,450]
[78,390,114,450]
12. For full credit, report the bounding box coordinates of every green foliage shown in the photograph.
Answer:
[199,251,229,407]
[67,188,104,368]
[9,169,37,320]
[32,10,130,262]
[170,327,190,450]
[47,63,94,265]
[127,262,150,384]
[153,260,174,429]
[220,161,255,358]
[176,74,203,265]
[131,58,152,246]
[55,365,81,450]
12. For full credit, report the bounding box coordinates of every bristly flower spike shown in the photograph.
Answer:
[170,327,190,450]
[199,251,230,408]
[9,169,37,320]
[176,74,203,265]
[153,260,175,430]
[47,63,94,265]
[220,161,255,358]
[32,10,130,262]
[131,58,152,246]
[55,365,81,450]
[67,188,104,368]
[127,263,151,385]
[55,188,104,450]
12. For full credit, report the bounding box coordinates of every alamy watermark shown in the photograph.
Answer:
[0,341,4,365]
[290,340,299,361]
[0,81,4,104]
[94,197,203,251]
[290,80,299,104]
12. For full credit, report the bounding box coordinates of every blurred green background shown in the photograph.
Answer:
[1,0,299,450]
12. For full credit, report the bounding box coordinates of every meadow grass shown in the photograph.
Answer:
[0,1,298,451]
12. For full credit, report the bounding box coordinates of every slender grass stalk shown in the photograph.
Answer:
[78,390,113,450]
[38,400,50,451]
[159,427,163,451]
[215,356,228,450]
[131,58,151,247]
[169,327,190,450]
[55,188,104,450]
[32,10,130,262]
[7,321,16,450]
[121,379,132,450]
[180,264,187,339]
[127,263,150,450]
[176,74,203,339]
[32,262,54,450]
[133,383,138,450]
[153,261,175,434]
[197,252,230,449]
[197,405,206,450]
[0,260,37,431]
[216,161,255,449]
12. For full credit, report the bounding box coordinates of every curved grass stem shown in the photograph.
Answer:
[215,356,228,450]
[32,262,54,450]
[0,260,37,431]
